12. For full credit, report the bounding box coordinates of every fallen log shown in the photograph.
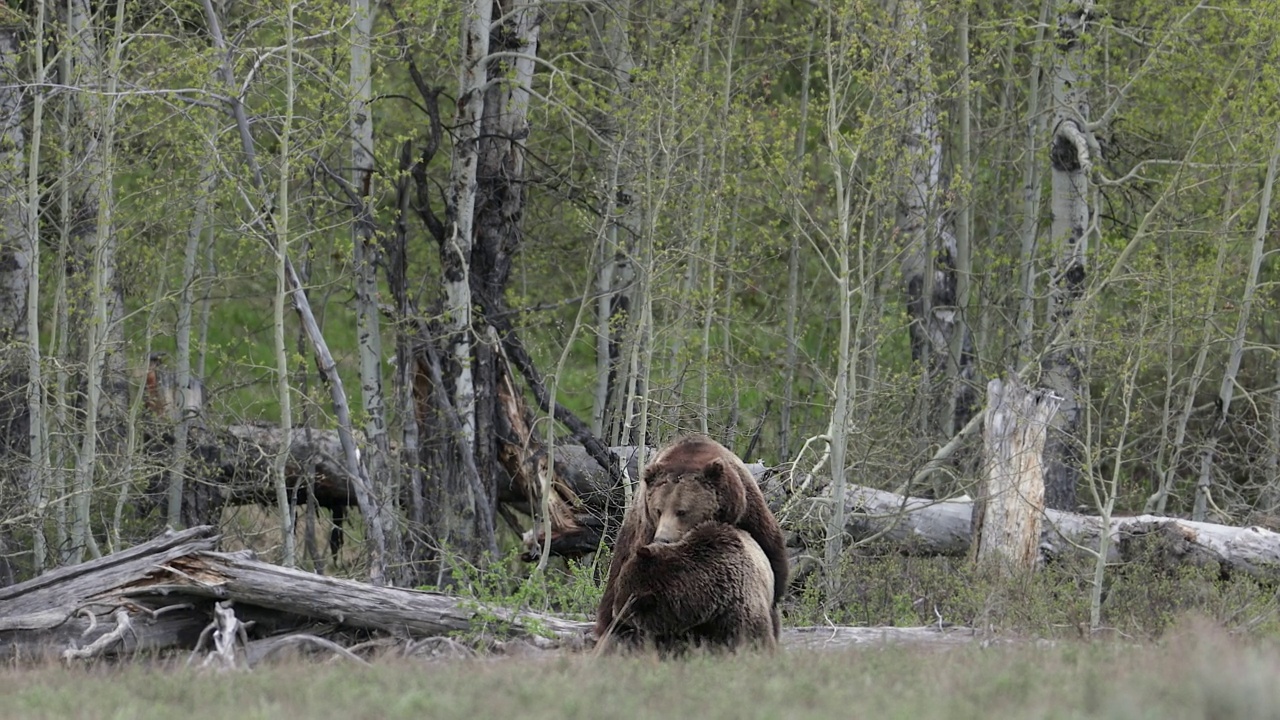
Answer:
[0,525,591,662]
[795,482,1280,582]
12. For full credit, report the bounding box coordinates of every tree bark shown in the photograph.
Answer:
[972,378,1061,573]
[350,0,399,578]
[1042,0,1098,512]
[442,0,490,459]
[1015,0,1052,367]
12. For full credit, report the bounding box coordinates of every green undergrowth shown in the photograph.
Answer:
[6,619,1280,720]
[786,549,1280,640]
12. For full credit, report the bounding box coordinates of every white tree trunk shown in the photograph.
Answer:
[350,0,399,579]
[893,0,964,455]
[1193,123,1280,521]
[972,378,1061,573]
[1042,0,1097,512]
[443,0,492,453]
[23,5,50,572]
[821,15,859,591]
[272,0,298,568]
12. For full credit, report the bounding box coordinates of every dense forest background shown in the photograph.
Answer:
[1,0,1278,608]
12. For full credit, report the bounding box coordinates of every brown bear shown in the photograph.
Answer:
[594,435,790,647]
[593,472,776,654]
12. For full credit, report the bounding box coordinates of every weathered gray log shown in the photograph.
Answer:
[799,482,1280,581]
[119,549,593,639]
[0,525,591,662]
[0,526,222,661]
[973,378,1061,572]
[0,525,221,616]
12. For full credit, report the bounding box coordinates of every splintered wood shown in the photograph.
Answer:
[973,377,1062,573]
[0,526,590,665]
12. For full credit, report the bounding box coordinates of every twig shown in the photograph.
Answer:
[253,634,372,667]
[62,609,133,662]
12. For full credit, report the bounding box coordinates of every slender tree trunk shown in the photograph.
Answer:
[272,0,298,568]
[443,0,490,456]
[1015,0,1052,367]
[1193,123,1280,521]
[781,28,813,463]
[392,143,427,565]
[350,0,400,581]
[821,16,858,594]
[894,0,960,462]
[468,0,541,550]
[1041,0,1098,512]
[948,6,975,439]
[24,2,50,573]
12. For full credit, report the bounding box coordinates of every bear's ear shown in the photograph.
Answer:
[703,458,726,481]
[642,462,665,486]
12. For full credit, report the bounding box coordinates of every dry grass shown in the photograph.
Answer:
[3,618,1279,720]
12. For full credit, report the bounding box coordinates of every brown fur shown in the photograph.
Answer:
[595,520,776,655]
[594,435,789,643]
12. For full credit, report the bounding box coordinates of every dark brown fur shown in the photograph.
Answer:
[596,521,776,655]
[594,435,789,642]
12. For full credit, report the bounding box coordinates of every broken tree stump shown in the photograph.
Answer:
[972,378,1062,573]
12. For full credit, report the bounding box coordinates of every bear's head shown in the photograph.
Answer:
[643,456,748,544]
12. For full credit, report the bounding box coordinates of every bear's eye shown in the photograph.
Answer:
[675,509,688,518]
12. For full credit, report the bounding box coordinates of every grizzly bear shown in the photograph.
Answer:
[594,435,790,647]
[593,470,776,654]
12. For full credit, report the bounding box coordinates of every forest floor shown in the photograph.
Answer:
[3,618,1276,720]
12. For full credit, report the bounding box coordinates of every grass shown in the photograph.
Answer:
[4,618,1280,720]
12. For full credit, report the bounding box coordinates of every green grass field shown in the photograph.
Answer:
[4,620,1278,720]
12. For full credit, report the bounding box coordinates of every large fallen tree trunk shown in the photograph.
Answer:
[0,526,975,663]
[803,482,1280,582]
[0,526,591,663]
